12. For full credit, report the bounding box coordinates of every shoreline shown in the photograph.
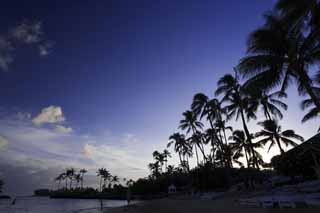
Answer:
[106,195,320,213]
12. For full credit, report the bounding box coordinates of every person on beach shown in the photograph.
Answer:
[126,188,132,205]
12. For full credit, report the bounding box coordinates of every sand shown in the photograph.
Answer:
[106,195,320,213]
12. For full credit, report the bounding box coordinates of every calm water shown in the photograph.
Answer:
[0,197,132,213]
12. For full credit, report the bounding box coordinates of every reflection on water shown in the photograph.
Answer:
[0,197,132,213]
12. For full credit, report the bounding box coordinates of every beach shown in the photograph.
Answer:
[107,196,320,213]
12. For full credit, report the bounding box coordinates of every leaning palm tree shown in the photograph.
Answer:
[255,119,304,154]
[238,12,320,111]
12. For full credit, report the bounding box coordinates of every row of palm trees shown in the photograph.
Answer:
[54,168,135,192]
[163,0,320,172]
[55,168,88,190]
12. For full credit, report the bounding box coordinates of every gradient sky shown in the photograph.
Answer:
[0,0,319,195]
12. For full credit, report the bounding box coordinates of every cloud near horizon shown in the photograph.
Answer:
[0,106,151,195]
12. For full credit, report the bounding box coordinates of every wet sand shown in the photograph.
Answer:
[107,196,320,213]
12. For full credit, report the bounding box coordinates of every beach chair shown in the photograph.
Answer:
[239,198,260,207]
[275,196,296,208]
[304,193,320,207]
[259,196,274,208]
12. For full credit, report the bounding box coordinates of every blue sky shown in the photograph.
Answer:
[0,0,319,195]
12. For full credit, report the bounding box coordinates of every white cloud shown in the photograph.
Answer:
[55,125,73,133]
[32,106,65,126]
[0,135,8,151]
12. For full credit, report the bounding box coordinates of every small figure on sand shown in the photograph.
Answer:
[126,188,132,205]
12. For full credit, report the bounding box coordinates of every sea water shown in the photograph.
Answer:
[0,197,131,213]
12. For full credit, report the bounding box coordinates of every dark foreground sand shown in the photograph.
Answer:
[107,196,320,213]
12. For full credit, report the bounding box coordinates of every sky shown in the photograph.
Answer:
[0,0,319,195]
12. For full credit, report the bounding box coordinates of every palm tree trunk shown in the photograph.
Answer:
[264,106,272,120]
[244,149,250,168]
[240,109,259,169]
[194,144,199,165]
[275,137,285,155]
[99,177,102,192]
[178,152,183,166]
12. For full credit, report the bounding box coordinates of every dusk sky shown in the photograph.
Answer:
[0,0,319,195]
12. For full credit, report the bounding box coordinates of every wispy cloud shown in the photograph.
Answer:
[0,20,52,71]
[32,105,65,126]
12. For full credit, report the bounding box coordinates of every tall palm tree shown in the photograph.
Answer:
[74,173,81,189]
[54,174,64,190]
[79,169,87,189]
[238,12,320,112]
[162,149,171,171]
[229,130,251,168]
[216,73,259,168]
[255,119,304,154]
[152,150,164,171]
[204,128,221,165]
[66,168,75,189]
[97,168,106,192]
[179,110,206,163]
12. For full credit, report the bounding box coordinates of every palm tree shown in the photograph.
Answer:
[97,168,107,192]
[167,133,189,166]
[229,130,251,168]
[216,73,259,168]
[111,175,119,187]
[179,110,206,163]
[74,173,81,189]
[249,91,288,120]
[54,174,64,190]
[204,128,221,165]
[301,87,320,131]
[255,119,304,154]
[162,149,171,171]
[275,0,320,28]
[148,162,161,178]
[238,12,320,112]
[79,169,87,189]
[66,168,75,189]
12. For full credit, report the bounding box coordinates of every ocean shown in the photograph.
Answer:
[0,197,132,213]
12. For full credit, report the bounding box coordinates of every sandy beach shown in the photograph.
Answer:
[107,196,320,213]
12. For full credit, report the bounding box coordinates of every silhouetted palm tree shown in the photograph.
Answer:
[179,110,206,163]
[55,174,64,190]
[301,87,320,131]
[249,91,288,120]
[238,12,320,111]
[275,0,320,28]
[162,149,171,171]
[168,133,188,166]
[255,119,304,154]
[229,130,251,168]
[66,168,75,189]
[97,168,107,192]
[216,73,259,168]
[74,173,81,188]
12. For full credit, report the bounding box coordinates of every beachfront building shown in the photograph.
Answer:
[168,184,177,194]
[271,133,320,179]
